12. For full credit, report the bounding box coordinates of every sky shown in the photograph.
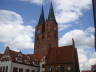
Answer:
[0,0,95,71]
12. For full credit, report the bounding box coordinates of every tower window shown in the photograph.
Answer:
[36,37,39,41]
[42,35,44,39]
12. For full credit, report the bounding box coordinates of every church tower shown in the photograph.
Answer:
[45,3,58,48]
[34,3,58,55]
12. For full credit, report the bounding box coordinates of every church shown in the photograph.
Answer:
[0,3,80,72]
[34,3,80,72]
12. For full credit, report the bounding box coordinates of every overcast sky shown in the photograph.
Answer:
[0,0,95,71]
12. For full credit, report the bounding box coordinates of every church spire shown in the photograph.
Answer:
[48,2,56,21]
[37,6,45,26]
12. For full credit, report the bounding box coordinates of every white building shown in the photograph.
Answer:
[0,61,37,72]
[0,46,44,72]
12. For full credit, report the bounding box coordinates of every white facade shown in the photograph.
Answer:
[0,61,38,72]
[40,56,45,72]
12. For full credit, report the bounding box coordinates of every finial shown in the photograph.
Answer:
[72,38,75,47]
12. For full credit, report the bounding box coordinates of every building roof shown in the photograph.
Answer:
[28,53,44,61]
[0,47,44,66]
[46,45,77,64]
[82,70,92,72]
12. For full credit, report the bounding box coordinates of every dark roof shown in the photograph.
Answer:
[48,2,56,21]
[46,45,77,64]
[37,6,45,26]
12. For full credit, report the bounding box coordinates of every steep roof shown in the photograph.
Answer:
[48,2,56,21]
[28,53,44,61]
[0,47,44,66]
[37,6,45,26]
[46,45,76,64]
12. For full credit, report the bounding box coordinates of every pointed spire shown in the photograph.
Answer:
[5,46,10,54]
[48,2,56,21]
[38,6,45,26]
[72,38,75,47]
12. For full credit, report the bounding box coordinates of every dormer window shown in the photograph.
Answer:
[18,53,22,57]
[27,56,30,60]
[15,57,22,63]
[0,55,11,61]
[24,60,30,64]
[16,53,22,62]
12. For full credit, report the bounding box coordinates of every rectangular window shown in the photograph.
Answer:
[26,69,29,72]
[1,67,3,72]
[5,66,8,72]
[60,66,64,72]
[19,68,23,72]
[42,64,45,68]
[3,66,5,72]
[31,70,35,72]
[13,67,18,72]
[0,66,2,72]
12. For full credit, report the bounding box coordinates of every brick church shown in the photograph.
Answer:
[0,3,80,72]
[34,3,80,72]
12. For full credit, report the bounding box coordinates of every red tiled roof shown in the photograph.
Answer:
[0,48,44,65]
[46,45,77,64]
[28,53,44,61]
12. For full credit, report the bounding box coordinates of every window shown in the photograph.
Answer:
[42,35,44,39]
[60,66,64,72]
[36,37,39,41]
[19,68,23,72]
[31,70,35,72]
[3,66,5,72]
[13,67,18,72]
[26,69,29,72]
[0,66,2,72]
[5,66,8,72]
[48,34,50,38]
[37,29,41,34]
[42,64,45,68]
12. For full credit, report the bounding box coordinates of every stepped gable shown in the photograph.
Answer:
[46,45,76,64]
